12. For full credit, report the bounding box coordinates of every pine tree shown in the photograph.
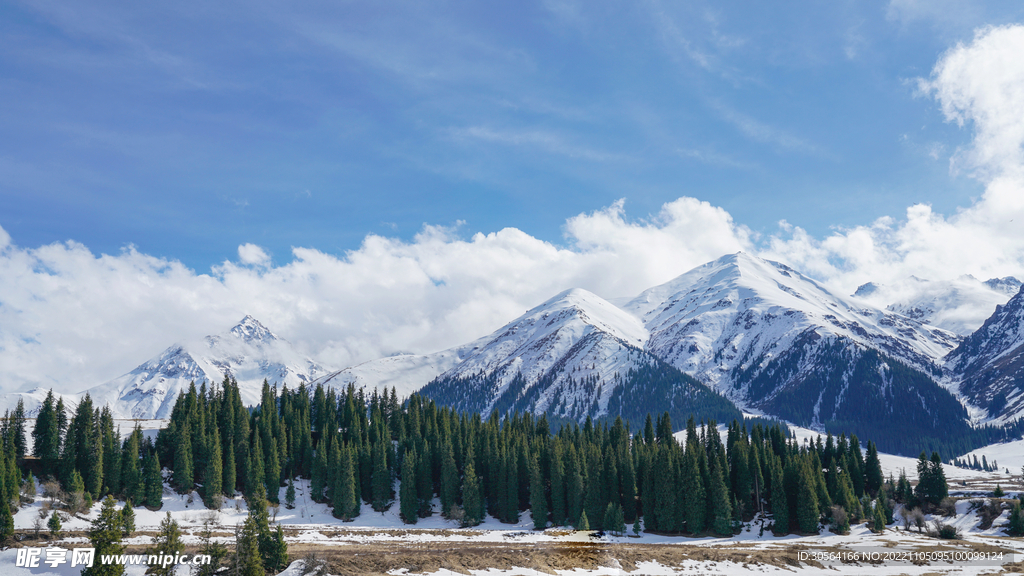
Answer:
[770,458,788,535]
[872,500,886,532]
[603,502,625,536]
[148,512,183,576]
[121,429,143,503]
[172,421,194,494]
[682,448,706,534]
[223,431,236,497]
[145,453,162,509]
[0,502,12,544]
[371,438,392,511]
[577,509,590,531]
[865,441,883,496]
[440,441,459,518]
[400,450,418,524]
[235,515,265,576]
[120,502,135,537]
[707,459,733,536]
[549,442,566,526]
[1008,500,1024,536]
[265,435,281,503]
[204,430,223,507]
[311,444,327,502]
[654,447,677,532]
[247,434,266,502]
[461,459,483,526]
[48,510,62,539]
[796,462,820,534]
[285,477,296,510]
[83,496,125,576]
[335,444,358,520]
[530,453,548,530]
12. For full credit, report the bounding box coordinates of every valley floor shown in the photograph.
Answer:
[5,474,1023,576]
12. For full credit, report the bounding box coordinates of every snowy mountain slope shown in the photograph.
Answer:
[618,253,977,450]
[945,285,1024,423]
[5,316,332,419]
[626,252,958,400]
[419,288,740,425]
[307,346,476,400]
[853,275,1020,335]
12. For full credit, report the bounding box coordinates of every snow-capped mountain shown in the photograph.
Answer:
[622,253,969,439]
[6,316,332,419]
[945,285,1024,423]
[419,288,739,425]
[627,253,958,395]
[307,347,473,400]
[854,275,1020,335]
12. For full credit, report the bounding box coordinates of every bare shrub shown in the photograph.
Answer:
[829,505,849,534]
[938,497,957,517]
[905,508,926,532]
[42,481,62,504]
[928,519,961,539]
[300,551,328,576]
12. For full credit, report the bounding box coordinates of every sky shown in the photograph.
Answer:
[3,0,1024,393]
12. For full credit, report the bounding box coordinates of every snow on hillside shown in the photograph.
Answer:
[625,252,959,406]
[3,316,332,419]
[426,288,652,416]
[945,284,1024,423]
[853,275,1020,336]
[308,345,475,399]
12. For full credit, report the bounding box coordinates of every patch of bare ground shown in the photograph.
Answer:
[286,541,805,576]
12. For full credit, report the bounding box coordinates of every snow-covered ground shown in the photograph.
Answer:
[5,470,1022,576]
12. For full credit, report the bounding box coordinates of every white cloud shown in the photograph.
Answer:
[237,243,270,267]
[6,25,1024,396]
[0,198,750,394]
[764,25,1024,295]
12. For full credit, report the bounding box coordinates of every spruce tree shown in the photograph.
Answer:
[440,441,459,518]
[1008,499,1024,536]
[204,430,223,507]
[145,453,162,509]
[530,453,548,530]
[83,496,125,576]
[549,442,566,527]
[707,460,733,536]
[285,477,296,510]
[0,502,12,544]
[371,436,391,511]
[796,462,820,534]
[577,509,590,531]
[121,430,143,503]
[461,459,483,526]
[770,458,788,535]
[336,444,358,520]
[872,501,886,532]
[48,510,62,539]
[682,447,706,534]
[235,515,265,576]
[223,431,236,497]
[172,421,194,494]
[148,512,183,576]
[654,447,677,532]
[120,503,135,537]
[864,441,883,496]
[399,450,418,524]
[311,444,327,502]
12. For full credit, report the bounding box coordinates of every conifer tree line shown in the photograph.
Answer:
[32,390,164,508]
[24,376,956,539]
[144,378,908,536]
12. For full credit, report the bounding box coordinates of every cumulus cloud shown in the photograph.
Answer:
[0,198,751,393]
[764,25,1024,299]
[237,243,271,267]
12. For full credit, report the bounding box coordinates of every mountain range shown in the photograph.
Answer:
[5,252,1022,456]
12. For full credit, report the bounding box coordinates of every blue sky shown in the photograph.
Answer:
[4,1,1024,391]
[3,0,1022,271]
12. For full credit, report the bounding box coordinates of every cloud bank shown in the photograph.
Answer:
[3,25,1024,394]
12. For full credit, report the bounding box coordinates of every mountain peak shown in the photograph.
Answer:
[230,315,278,343]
